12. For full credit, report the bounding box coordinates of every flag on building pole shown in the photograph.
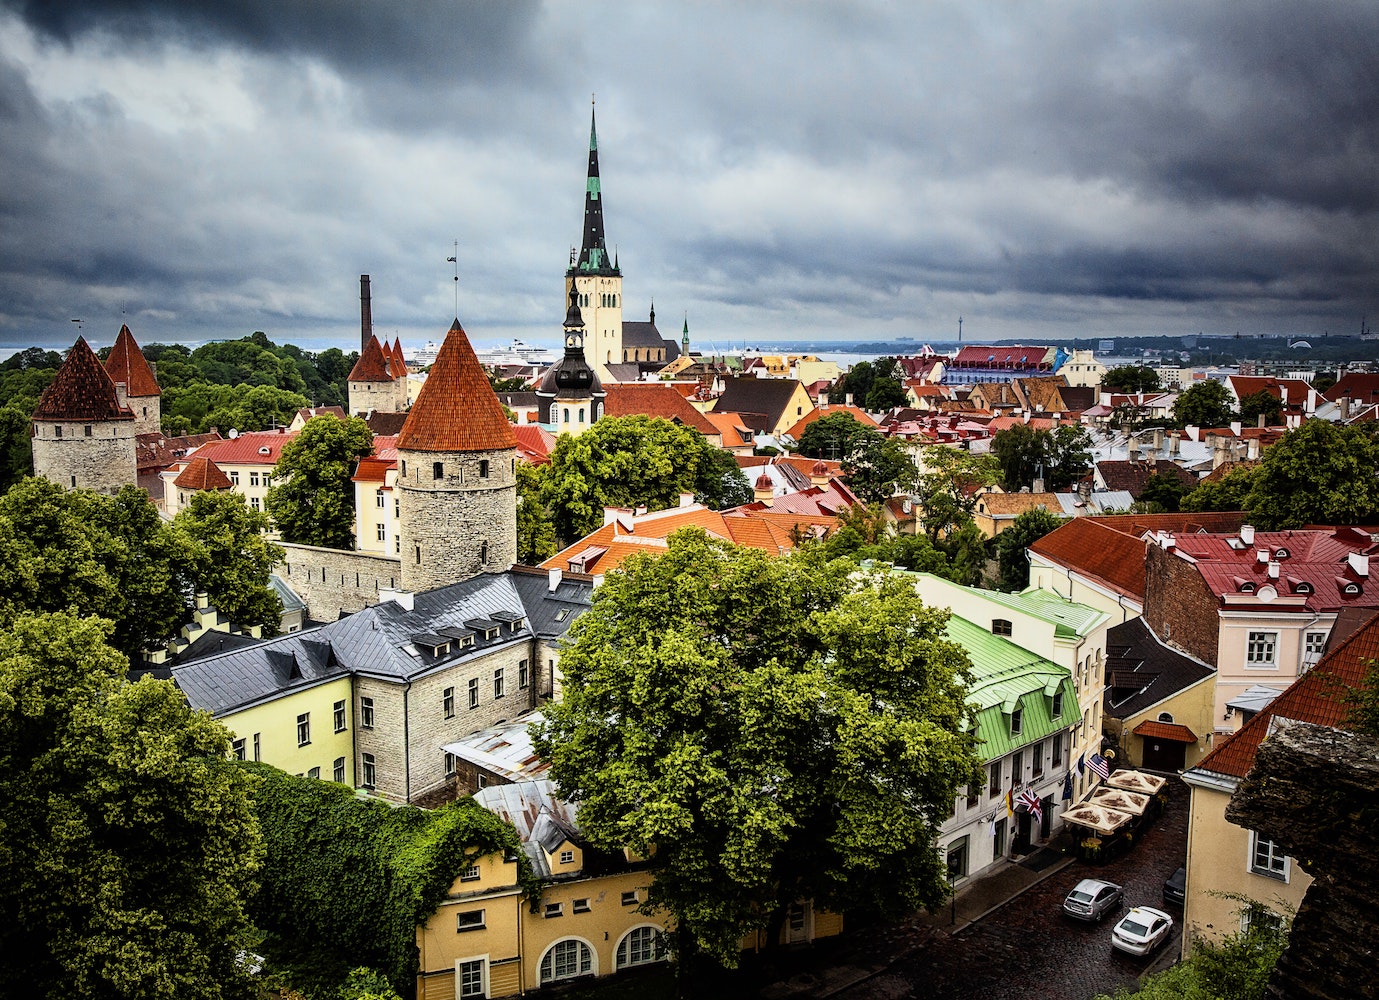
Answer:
[1016,788,1043,825]
[1062,771,1074,801]
[988,814,998,837]
[1088,752,1111,781]
[1076,752,1086,775]
[1005,788,1014,817]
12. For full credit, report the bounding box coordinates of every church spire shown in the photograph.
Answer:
[570,102,618,276]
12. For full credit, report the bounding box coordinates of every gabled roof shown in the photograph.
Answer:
[473,779,582,877]
[1028,518,1152,600]
[602,383,720,437]
[396,320,516,453]
[975,491,1060,518]
[621,319,664,349]
[295,406,346,423]
[104,324,160,397]
[441,711,549,784]
[703,411,755,447]
[782,404,878,440]
[1095,460,1198,497]
[1189,609,1379,781]
[348,336,396,381]
[1227,375,1313,406]
[512,424,556,465]
[136,430,222,473]
[712,376,809,429]
[362,410,409,436]
[172,456,233,491]
[183,430,293,466]
[1103,617,1214,719]
[32,337,134,422]
[1323,373,1379,405]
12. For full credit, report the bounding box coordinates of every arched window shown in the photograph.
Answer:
[578,408,585,423]
[563,408,570,424]
[539,939,593,984]
[1157,711,1175,723]
[615,926,666,970]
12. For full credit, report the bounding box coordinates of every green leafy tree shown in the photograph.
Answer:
[990,424,1047,490]
[266,415,374,549]
[796,411,878,460]
[841,435,916,503]
[1103,364,1162,393]
[0,611,263,999]
[993,507,1065,592]
[913,445,1001,540]
[0,479,190,657]
[515,462,558,564]
[534,530,984,968]
[864,357,907,411]
[935,519,992,587]
[0,405,34,490]
[1181,465,1258,513]
[1244,420,1379,529]
[1238,389,1284,426]
[695,446,753,510]
[1136,472,1193,513]
[1174,379,1236,428]
[174,490,285,635]
[834,360,874,406]
[541,416,735,542]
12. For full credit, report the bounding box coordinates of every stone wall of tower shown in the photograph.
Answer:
[566,274,623,373]
[397,446,518,593]
[349,377,407,416]
[276,542,405,622]
[31,419,137,494]
[113,382,162,436]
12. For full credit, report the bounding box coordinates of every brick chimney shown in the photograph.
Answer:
[360,274,373,355]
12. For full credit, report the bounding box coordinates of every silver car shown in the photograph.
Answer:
[1062,878,1123,922]
[1111,906,1174,955]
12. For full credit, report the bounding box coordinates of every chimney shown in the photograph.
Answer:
[548,568,563,592]
[1267,560,1280,579]
[360,274,373,355]
[819,392,829,408]
[1051,411,1061,428]
[1348,551,1370,577]
[679,492,695,508]
[195,592,210,610]
[1032,477,1045,494]
[1257,412,1266,428]
[379,588,414,611]
[1152,427,1164,452]
[1246,438,1260,461]
[1169,431,1181,456]
[1230,420,1242,435]
[1241,524,1255,545]
[634,504,648,517]
[1127,437,1139,459]
[1257,549,1269,564]
[1340,396,1352,420]
[845,393,854,407]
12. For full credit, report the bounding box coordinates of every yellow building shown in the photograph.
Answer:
[223,675,356,784]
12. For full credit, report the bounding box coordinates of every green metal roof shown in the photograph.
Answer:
[911,572,1108,639]
[944,614,1078,760]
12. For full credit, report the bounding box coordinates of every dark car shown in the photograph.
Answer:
[1063,878,1124,922]
[1163,866,1186,907]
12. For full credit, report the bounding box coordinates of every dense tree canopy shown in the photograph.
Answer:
[173,490,285,635]
[841,434,917,503]
[1243,419,1379,529]
[0,612,262,999]
[540,416,750,542]
[993,507,1065,592]
[990,424,1092,492]
[266,414,374,549]
[534,530,985,967]
[1173,379,1235,428]
[796,411,878,460]
[913,445,1001,540]
[1237,389,1284,426]
[1135,471,1194,513]
[515,462,558,565]
[864,357,908,410]
[1181,465,1257,514]
[1102,364,1163,393]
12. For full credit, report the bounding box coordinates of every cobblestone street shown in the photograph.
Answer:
[770,775,1189,1000]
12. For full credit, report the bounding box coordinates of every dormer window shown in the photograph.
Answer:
[1010,707,1023,736]
[1294,581,1313,595]
[991,619,1013,637]
[1239,582,1256,593]
[1274,547,1290,559]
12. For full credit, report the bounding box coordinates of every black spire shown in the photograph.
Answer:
[570,104,619,277]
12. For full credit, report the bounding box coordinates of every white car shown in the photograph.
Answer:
[1111,906,1174,956]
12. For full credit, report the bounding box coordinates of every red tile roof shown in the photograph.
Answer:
[1194,610,1379,779]
[348,336,396,381]
[1131,720,1198,743]
[390,337,407,373]
[782,404,878,440]
[1085,512,1248,536]
[1323,373,1379,405]
[513,424,557,465]
[1028,517,1151,599]
[603,383,721,438]
[104,324,160,397]
[32,337,134,422]
[188,430,293,466]
[173,456,233,490]
[396,320,516,453]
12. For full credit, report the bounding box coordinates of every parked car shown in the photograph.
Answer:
[1163,867,1186,907]
[1111,906,1174,956]
[1063,878,1124,922]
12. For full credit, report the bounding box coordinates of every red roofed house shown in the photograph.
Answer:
[602,382,722,446]
[1226,375,1317,417]
[32,336,138,494]
[104,323,161,436]
[780,395,878,444]
[162,429,294,517]
[348,335,409,416]
[351,436,400,556]
[170,455,234,510]
[1180,609,1379,955]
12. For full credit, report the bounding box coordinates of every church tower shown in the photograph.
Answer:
[536,285,605,436]
[564,104,623,381]
[104,324,161,436]
[31,336,137,493]
[395,318,517,592]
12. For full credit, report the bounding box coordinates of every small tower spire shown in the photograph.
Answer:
[682,313,690,355]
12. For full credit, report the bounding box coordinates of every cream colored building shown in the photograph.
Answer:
[1058,349,1106,387]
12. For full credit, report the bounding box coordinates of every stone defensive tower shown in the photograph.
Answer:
[395,318,517,592]
[348,335,407,415]
[31,336,137,493]
[104,324,161,436]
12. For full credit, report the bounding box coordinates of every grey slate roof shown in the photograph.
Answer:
[604,362,642,383]
[621,320,664,349]
[1103,617,1214,719]
[174,570,592,717]
[441,711,548,783]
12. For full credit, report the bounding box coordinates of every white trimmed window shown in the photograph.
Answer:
[458,958,485,998]
[540,939,592,983]
[296,713,310,747]
[1250,831,1289,881]
[1246,631,1278,667]
[1303,630,1327,669]
[362,753,376,788]
[456,909,485,931]
[360,697,374,729]
[616,926,666,969]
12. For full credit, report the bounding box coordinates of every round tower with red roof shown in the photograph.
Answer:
[31,336,137,493]
[104,324,161,435]
[395,318,517,591]
[348,336,407,416]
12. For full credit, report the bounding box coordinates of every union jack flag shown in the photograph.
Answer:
[1088,752,1111,780]
[1016,788,1042,824]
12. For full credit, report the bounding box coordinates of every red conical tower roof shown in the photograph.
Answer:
[348,336,395,381]
[33,337,133,422]
[396,319,516,453]
[173,456,233,491]
[390,337,407,375]
[104,324,160,397]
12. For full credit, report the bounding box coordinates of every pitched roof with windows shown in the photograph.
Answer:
[1028,518,1152,600]
[396,320,517,453]
[975,491,1060,519]
[104,324,160,397]
[938,582,1108,639]
[712,376,810,430]
[473,779,583,877]
[1103,617,1214,719]
[182,430,294,467]
[32,337,134,422]
[781,404,878,440]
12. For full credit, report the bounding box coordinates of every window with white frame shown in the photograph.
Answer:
[1010,706,1023,736]
[494,668,505,699]
[376,490,386,508]
[1052,732,1064,768]
[333,700,347,733]
[232,738,246,761]
[362,753,376,788]
[1246,631,1278,667]
[573,898,591,913]
[443,687,455,719]
[296,712,310,746]
[460,863,481,882]
[468,678,479,709]
[445,752,458,778]
[544,902,564,918]
[456,909,485,932]
[1031,740,1044,777]
[360,696,374,728]
[519,658,529,689]
[376,523,385,542]
[989,760,1002,797]
[333,757,345,783]
[1250,831,1289,880]
[559,849,574,864]
[1051,691,1064,719]
[250,496,261,511]
[458,958,485,998]
[250,472,260,487]
[540,939,592,983]
[1304,630,1327,669]
[616,927,666,969]
[1241,903,1284,936]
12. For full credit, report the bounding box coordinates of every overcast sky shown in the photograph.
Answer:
[1,1,1376,355]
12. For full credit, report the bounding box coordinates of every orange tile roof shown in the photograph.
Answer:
[396,320,516,453]
[350,435,399,483]
[603,383,721,437]
[348,336,396,381]
[782,404,878,440]
[188,430,293,466]
[172,456,233,490]
[104,324,160,397]
[1028,517,1150,599]
[976,491,1060,517]
[1131,720,1198,743]
[33,337,134,422]
[1194,610,1379,780]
